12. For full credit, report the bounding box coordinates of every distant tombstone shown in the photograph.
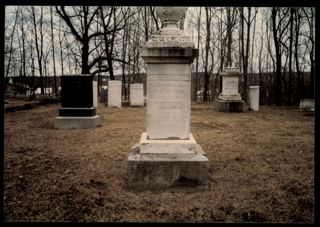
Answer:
[54,75,101,129]
[108,80,122,108]
[100,87,108,104]
[248,86,259,111]
[57,86,61,97]
[130,83,144,107]
[219,67,242,100]
[299,99,315,112]
[93,81,98,107]
[216,67,245,112]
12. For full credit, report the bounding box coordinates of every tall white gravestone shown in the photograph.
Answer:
[130,83,144,107]
[127,7,209,190]
[216,67,245,112]
[108,80,122,108]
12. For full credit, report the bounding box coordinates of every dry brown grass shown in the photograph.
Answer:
[4,102,314,222]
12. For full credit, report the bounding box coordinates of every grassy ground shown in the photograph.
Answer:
[3,102,314,222]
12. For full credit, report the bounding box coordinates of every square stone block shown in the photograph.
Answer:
[127,139,209,190]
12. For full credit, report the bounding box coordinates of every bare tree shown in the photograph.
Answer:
[31,6,45,94]
[203,7,211,101]
[302,8,315,99]
[240,7,258,103]
[5,7,19,92]
[50,6,57,97]
[225,7,238,67]
[194,7,201,101]
[287,8,294,105]
[271,7,291,106]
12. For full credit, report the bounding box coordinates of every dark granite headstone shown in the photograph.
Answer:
[59,75,95,117]
[61,75,93,108]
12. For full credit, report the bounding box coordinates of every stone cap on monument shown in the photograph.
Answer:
[145,7,195,49]
[221,67,242,77]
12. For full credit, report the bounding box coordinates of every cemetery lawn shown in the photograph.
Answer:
[4,102,314,223]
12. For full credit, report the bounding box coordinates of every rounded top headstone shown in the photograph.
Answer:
[155,7,188,29]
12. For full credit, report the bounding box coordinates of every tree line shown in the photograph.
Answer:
[4,6,315,106]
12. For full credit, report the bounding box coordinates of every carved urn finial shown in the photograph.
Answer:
[155,7,188,30]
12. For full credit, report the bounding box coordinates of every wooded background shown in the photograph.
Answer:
[4,6,315,106]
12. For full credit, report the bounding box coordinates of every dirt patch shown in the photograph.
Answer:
[4,102,314,222]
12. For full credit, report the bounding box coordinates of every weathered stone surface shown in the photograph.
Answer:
[130,83,144,107]
[249,86,260,111]
[145,7,194,49]
[127,143,209,190]
[108,80,122,108]
[54,115,101,129]
[146,65,191,139]
[139,132,197,154]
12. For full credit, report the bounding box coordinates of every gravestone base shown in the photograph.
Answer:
[59,107,96,117]
[215,100,246,112]
[127,133,209,190]
[54,115,101,129]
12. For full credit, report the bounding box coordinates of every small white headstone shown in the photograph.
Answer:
[93,81,98,107]
[108,80,122,108]
[248,86,259,111]
[130,83,144,107]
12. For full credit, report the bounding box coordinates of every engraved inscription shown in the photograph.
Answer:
[223,77,239,95]
[147,77,190,139]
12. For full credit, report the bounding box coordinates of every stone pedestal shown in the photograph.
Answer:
[216,67,245,112]
[130,83,144,107]
[127,7,208,190]
[54,75,101,129]
[108,80,122,108]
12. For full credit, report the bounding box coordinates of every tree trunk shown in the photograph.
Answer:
[5,8,19,93]
[272,8,282,106]
[203,7,211,102]
[32,6,44,94]
[50,7,57,97]
[294,9,301,103]
[194,7,201,102]
[288,8,294,106]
